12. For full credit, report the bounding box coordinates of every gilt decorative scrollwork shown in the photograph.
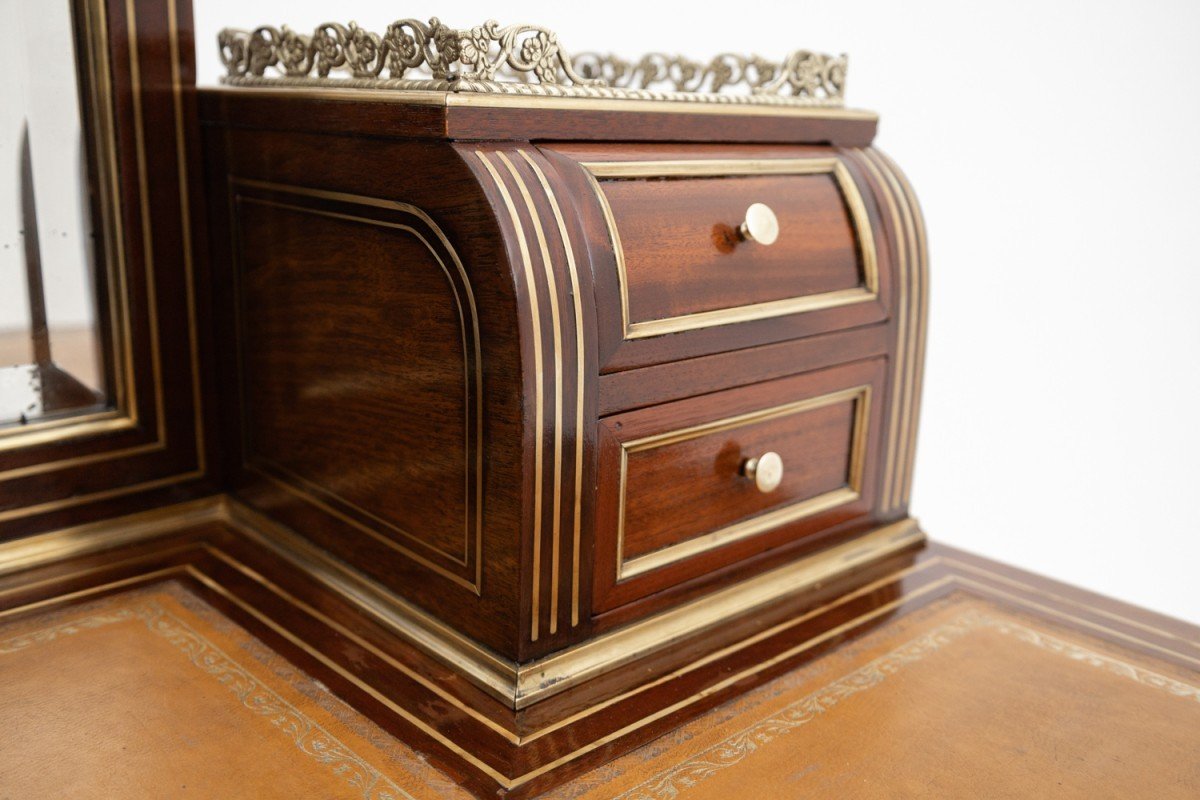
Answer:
[220,19,605,85]
[218,18,847,106]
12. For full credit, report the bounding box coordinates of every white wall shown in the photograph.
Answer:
[195,0,1200,623]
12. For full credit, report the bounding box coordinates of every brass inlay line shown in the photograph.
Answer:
[497,153,566,637]
[124,0,166,447]
[475,151,546,640]
[851,150,910,513]
[0,411,132,451]
[184,566,515,787]
[877,150,929,505]
[616,385,872,580]
[0,567,186,620]
[229,181,485,592]
[0,543,203,601]
[518,149,588,630]
[531,518,923,704]
[200,546,521,744]
[941,558,1200,648]
[0,470,204,525]
[518,554,944,744]
[222,500,520,716]
[864,149,920,511]
[0,496,220,578]
[948,576,1200,670]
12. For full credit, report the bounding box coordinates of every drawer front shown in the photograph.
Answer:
[573,154,888,370]
[594,358,885,612]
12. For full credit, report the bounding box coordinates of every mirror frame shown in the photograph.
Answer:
[0,0,214,538]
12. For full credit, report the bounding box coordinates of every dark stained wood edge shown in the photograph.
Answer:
[197,87,878,147]
[597,324,889,415]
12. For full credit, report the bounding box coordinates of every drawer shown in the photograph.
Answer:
[593,358,885,612]
[573,154,888,370]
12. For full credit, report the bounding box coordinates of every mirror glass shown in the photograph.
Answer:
[1,1,111,430]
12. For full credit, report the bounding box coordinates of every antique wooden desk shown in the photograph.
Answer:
[1,4,1197,798]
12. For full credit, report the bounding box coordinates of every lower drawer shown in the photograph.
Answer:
[593,358,885,612]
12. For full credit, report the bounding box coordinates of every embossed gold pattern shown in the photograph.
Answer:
[600,606,1200,800]
[0,594,418,799]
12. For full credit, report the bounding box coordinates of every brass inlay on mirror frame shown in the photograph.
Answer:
[0,0,137,452]
[581,157,880,340]
[615,384,872,581]
[0,0,206,514]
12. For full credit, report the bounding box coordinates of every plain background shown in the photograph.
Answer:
[193,0,1200,623]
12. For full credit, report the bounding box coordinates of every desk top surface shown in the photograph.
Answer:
[2,533,1197,799]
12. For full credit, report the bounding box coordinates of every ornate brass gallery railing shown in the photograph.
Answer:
[218,18,847,106]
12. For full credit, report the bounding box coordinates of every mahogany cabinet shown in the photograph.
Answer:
[198,39,929,694]
[0,9,930,794]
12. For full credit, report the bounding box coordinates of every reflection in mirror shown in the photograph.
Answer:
[1,0,109,429]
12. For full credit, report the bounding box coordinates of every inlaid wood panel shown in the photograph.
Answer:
[233,187,482,588]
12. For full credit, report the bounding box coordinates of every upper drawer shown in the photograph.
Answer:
[555,150,890,372]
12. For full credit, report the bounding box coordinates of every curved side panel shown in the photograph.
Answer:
[847,148,929,516]
[229,180,485,590]
[467,145,601,657]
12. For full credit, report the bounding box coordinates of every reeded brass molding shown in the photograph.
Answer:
[0,493,923,710]
[0,496,224,578]
[850,149,927,514]
[217,19,847,107]
[521,518,924,705]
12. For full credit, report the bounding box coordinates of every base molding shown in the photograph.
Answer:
[0,496,930,797]
[229,499,923,709]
